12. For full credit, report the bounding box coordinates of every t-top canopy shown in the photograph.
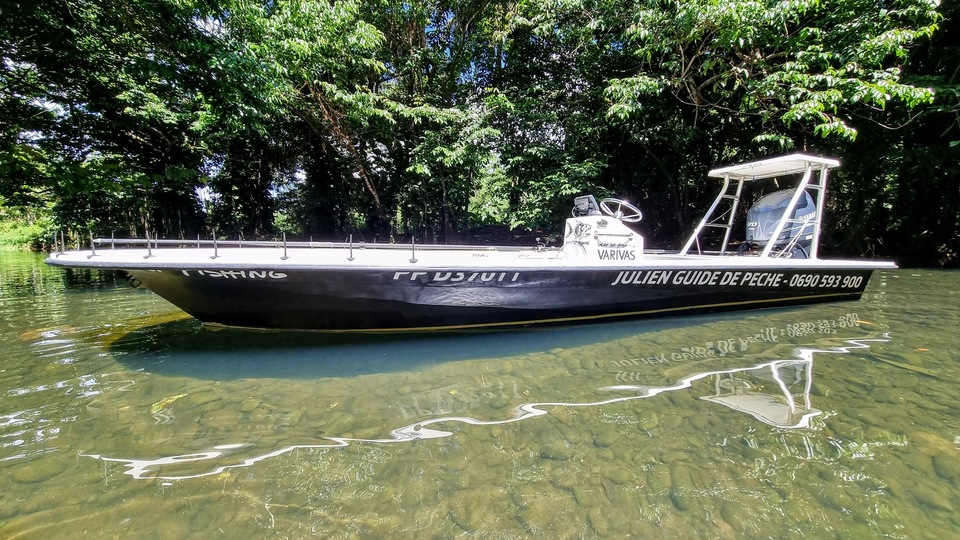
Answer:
[708,153,839,180]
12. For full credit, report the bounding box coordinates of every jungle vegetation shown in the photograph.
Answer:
[1,0,958,265]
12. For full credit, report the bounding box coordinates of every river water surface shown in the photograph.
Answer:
[1,251,958,538]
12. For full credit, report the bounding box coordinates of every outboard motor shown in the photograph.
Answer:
[741,188,816,257]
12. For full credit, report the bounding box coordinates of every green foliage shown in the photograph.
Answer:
[0,0,956,263]
[0,202,54,250]
[606,0,939,142]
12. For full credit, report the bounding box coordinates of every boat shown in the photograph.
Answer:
[46,153,896,331]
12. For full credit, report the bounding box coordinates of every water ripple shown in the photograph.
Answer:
[84,335,892,481]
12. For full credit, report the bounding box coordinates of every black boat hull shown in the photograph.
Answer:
[127,266,876,331]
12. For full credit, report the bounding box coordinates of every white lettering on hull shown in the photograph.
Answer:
[180,269,288,279]
[393,271,521,283]
[610,270,674,286]
[611,270,862,289]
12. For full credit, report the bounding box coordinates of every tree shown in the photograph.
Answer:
[1,0,954,264]
[603,0,940,243]
[832,0,960,264]
[1,0,216,235]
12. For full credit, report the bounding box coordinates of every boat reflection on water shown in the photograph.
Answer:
[698,359,819,429]
[88,328,892,481]
[605,336,887,431]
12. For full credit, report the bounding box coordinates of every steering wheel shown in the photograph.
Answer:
[599,198,643,223]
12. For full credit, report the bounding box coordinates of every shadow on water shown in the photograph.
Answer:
[109,310,797,380]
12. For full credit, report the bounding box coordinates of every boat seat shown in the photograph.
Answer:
[572,195,601,216]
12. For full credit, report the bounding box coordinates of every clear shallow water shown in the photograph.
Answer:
[1,251,958,538]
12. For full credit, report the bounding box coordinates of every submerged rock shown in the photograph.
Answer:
[9,457,68,484]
